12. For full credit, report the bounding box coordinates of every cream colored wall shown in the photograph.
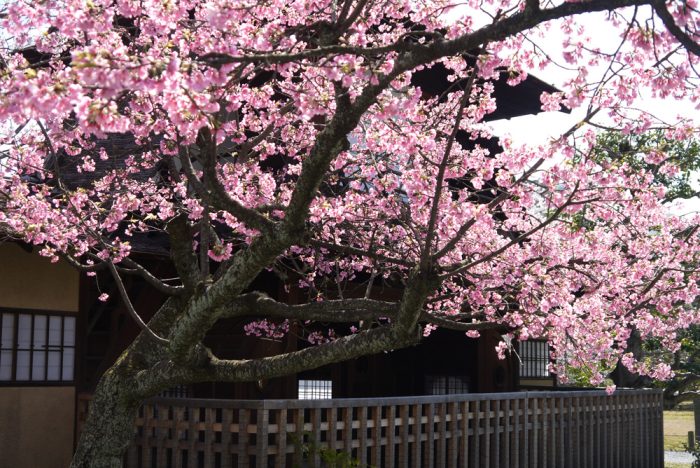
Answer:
[0,242,80,467]
[0,243,79,312]
[0,387,76,468]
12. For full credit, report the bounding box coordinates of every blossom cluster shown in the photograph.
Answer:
[0,0,699,387]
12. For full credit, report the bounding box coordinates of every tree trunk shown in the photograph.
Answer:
[71,298,182,467]
[71,370,141,468]
[611,329,652,388]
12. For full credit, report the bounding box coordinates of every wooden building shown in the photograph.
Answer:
[0,65,560,467]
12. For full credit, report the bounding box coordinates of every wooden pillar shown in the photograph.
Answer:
[694,399,700,444]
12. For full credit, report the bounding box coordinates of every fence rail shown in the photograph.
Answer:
[76,389,663,468]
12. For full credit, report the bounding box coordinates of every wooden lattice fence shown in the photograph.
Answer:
[76,389,663,468]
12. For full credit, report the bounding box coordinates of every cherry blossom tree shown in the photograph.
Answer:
[0,0,700,465]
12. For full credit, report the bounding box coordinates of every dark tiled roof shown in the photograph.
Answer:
[46,133,161,190]
[411,62,568,121]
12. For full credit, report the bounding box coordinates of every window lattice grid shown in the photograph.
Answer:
[160,385,191,398]
[425,375,470,395]
[520,340,551,378]
[0,311,76,383]
[298,379,333,399]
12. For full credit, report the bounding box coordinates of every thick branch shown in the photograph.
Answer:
[179,143,274,233]
[166,215,201,292]
[653,0,700,57]
[422,313,508,332]
[665,389,700,407]
[198,128,275,232]
[223,291,398,322]
[199,0,653,67]
[141,325,417,392]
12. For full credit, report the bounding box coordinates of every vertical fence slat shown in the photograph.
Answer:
[221,408,233,468]
[359,406,368,466]
[142,404,153,468]
[461,400,469,467]
[512,398,520,468]
[565,396,572,468]
[642,393,649,468]
[629,393,636,468]
[328,406,337,455]
[523,397,529,468]
[436,402,446,468]
[386,405,396,468]
[592,395,597,468]
[557,397,564,468]
[541,398,548,468]
[622,393,629,468]
[371,406,381,467]
[172,405,184,468]
[237,408,250,468]
[577,395,584,468]
[656,393,663,467]
[504,398,511,468]
[448,401,458,468]
[627,393,633,468]
[532,398,539,468]
[159,404,170,468]
[601,395,608,468]
[424,403,435,468]
[203,407,214,468]
[471,400,480,468]
[256,407,269,468]
[291,409,303,467]
[616,393,622,468]
[582,393,589,468]
[399,405,409,467]
[311,408,321,468]
[274,409,287,468]
[651,393,658,468]
[576,395,583,468]
[483,399,491,468]
[636,393,642,468]
[598,395,604,468]
[493,399,500,468]
[580,395,586,468]
[342,406,352,459]
[548,397,555,468]
[649,393,655,465]
[412,404,422,468]
[186,405,198,468]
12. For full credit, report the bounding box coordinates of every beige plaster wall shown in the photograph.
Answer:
[0,386,76,468]
[0,243,80,466]
[0,243,79,312]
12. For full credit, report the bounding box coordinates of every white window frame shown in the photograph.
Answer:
[298,379,333,400]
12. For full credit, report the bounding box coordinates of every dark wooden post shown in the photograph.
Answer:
[694,399,700,444]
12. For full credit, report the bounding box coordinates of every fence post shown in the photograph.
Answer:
[695,399,700,445]
[689,431,695,451]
